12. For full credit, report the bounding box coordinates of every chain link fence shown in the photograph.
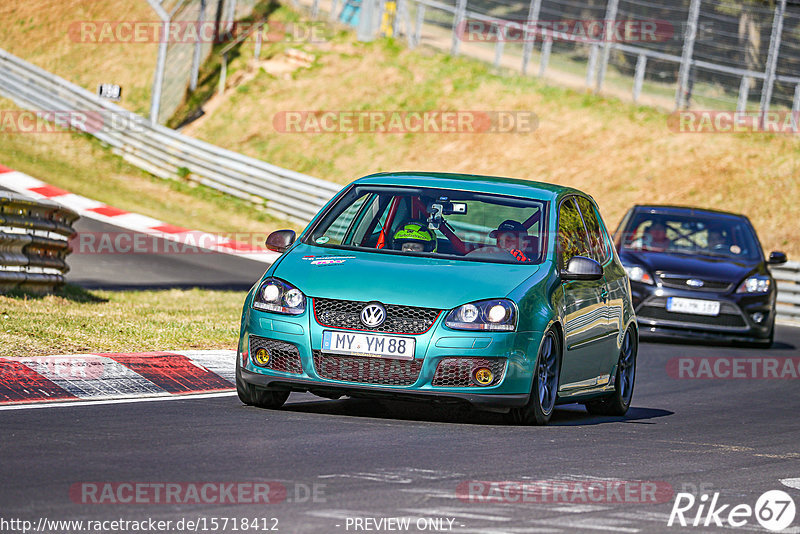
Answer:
[323,0,800,113]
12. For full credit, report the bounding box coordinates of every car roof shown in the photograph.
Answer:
[352,172,584,201]
[631,204,749,221]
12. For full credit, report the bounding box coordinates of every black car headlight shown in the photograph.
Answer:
[624,265,654,285]
[253,277,306,315]
[736,275,771,294]
[444,299,516,332]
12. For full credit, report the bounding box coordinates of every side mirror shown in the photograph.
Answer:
[265,230,296,253]
[768,251,787,265]
[561,256,603,281]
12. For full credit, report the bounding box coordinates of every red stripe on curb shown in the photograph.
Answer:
[0,164,13,173]
[0,360,79,404]
[29,185,70,198]
[88,205,129,217]
[106,352,233,393]
[151,224,190,234]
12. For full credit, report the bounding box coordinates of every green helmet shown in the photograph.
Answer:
[392,221,437,252]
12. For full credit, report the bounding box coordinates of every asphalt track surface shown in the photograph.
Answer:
[2,326,799,533]
[66,218,268,290]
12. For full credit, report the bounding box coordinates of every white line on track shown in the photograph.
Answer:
[0,391,237,411]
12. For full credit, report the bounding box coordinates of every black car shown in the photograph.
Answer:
[613,205,787,347]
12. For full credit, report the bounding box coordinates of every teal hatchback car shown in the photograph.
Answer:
[237,173,638,424]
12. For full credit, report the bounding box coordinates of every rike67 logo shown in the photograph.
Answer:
[668,490,796,531]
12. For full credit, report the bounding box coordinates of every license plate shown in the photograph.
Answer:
[322,331,415,360]
[666,297,721,316]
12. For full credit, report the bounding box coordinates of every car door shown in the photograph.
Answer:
[576,197,621,378]
[557,196,609,392]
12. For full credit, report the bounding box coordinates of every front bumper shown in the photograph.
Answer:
[630,281,774,341]
[238,305,541,409]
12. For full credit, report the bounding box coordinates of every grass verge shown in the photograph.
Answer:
[1,286,245,357]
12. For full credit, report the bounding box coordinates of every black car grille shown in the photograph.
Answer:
[313,298,441,334]
[657,274,732,292]
[249,336,303,374]
[432,357,507,387]
[312,350,422,386]
[637,297,747,328]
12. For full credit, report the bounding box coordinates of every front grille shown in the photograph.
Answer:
[432,357,507,387]
[637,297,747,329]
[312,350,422,386]
[313,298,441,334]
[249,336,303,374]
[657,274,732,292]
[637,307,747,328]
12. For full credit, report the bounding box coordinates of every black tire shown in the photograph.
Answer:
[509,329,561,426]
[236,367,290,409]
[586,327,637,417]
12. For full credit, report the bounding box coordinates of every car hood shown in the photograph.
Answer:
[272,244,543,309]
[619,250,758,283]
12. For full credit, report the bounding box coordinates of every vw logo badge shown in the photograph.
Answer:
[686,279,704,288]
[361,303,386,328]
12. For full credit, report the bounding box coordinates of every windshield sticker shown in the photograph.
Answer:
[315,236,331,244]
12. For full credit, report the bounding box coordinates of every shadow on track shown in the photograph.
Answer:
[278,397,673,427]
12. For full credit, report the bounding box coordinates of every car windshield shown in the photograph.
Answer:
[619,211,761,261]
[305,185,547,264]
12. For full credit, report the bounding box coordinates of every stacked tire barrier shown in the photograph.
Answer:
[0,192,78,293]
[0,48,341,225]
[772,261,800,323]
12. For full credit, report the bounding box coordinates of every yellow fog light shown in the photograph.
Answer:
[473,367,494,386]
[253,348,270,366]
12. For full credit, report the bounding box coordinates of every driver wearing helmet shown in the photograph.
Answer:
[392,221,438,253]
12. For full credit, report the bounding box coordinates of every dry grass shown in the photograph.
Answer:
[0,286,244,357]
[191,29,800,257]
[0,0,157,115]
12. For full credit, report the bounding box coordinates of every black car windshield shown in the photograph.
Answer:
[305,186,547,264]
[619,211,761,261]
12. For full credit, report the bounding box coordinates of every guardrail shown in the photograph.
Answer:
[0,48,341,225]
[771,261,800,324]
[0,192,78,293]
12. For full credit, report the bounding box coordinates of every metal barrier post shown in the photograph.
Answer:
[521,0,541,75]
[451,0,467,56]
[595,0,619,92]
[759,0,787,129]
[675,0,701,110]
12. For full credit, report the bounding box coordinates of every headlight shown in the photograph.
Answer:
[444,299,516,332]
[624,265,654,285]
[736,275,771,294]
[253,277,306,315]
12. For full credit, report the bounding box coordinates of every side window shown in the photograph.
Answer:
[558,197,591,270]
[319,194,372,245]
[576,197,608,263]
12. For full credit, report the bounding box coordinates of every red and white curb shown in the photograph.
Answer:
[0,164,280,264]
[0,350,237,406]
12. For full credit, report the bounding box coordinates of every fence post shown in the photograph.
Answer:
[451,0,467,56]
[146,0,170,125]
[675,0,701,110]
[254,23,263,59]
[190,0,207,91]
[759,0,786,130]
[595,0,619,92]
[414,3,425,47]
[521,0,542,75]
[494,22,506,68]
[737,76,750,113]
[792,84,800,131]
[312,0,320,18]
[538,39,552,77]
[586,43,599,88]
[632,53,647,103]
[330,0,340,21]
[357,0,377,41]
